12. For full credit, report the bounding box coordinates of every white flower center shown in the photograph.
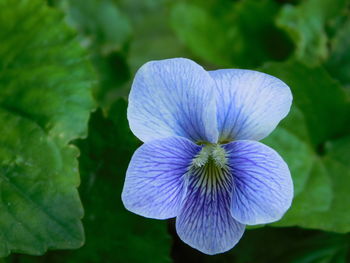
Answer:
[189,144,231,194]
[192,144,227,169]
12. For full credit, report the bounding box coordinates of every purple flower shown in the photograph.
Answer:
[122,58,293,255]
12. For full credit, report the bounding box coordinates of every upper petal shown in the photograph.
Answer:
[209,69,292,141]
[176,160,245,255]
[128,58,218,143]
[224,140,293,225]
[122,136,201,219]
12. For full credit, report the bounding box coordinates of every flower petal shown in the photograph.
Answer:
[209,69,292,141]
[128,58,218,143]
[224,140,293,225]
[122,137,201,219]
[176,161,245,255]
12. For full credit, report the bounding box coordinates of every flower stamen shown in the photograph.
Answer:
[192,144,227,169]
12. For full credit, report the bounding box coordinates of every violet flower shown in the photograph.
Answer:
[122,58,293,255]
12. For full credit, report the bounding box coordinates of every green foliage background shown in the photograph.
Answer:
[0,0,350,262]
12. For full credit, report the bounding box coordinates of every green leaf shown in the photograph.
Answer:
[261,60,350,147]
[268,119,350,233]
[0,0,95,256]
[170,0,292,68]
[174,227,348,263]
[71,101,171,262]
[52,0,132,108]
[236,229,348,263]
[261,61,350,232]
[0,110,84,256]
[276,0,347,65]
[233,229,348,263]
[326,15,350,87]
[0,0,95,146]
[274,158,333,227]
[27,100,171,263]
[277,105,311,143]
[170,2,232,67]
[122,0,190,74]
[289,155,350,233]
[296,136,350,233]
[62,0,131,55]
[265,102,350,233]
[325,135,350,167]
[262,105,333,224]
[262,126,314,196]
[292,243,348,263]
[260,61,346,221]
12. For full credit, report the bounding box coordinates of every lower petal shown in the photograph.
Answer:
[176,162,245,255]
[122,137,201,219]
[224,140,293,225]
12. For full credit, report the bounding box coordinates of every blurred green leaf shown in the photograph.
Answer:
[248,108,318,229]
[326,14,350,87]
[262,60,350,147]
[172,226,349,263]
[170,2,232,67]
[0,0,95,256]
[262,106,333,223]
[55,100,171,262]
[262,126,314,196]
[299,136,350,233]
[63,0,131,55]
[274,158,333,226]
[276,0,347,65]
[89,51,130,107]
[325,135,350,166]
[268,113,350,233]
[4,100,172,262]
[261,60,350,232]
[236,229,348,263]
[171,0,293,68]
[282,153,350,233]
[292,246,347,263]
[237,229,348,263]
[58,0,188,107]
[52,0,132,108]
[278,105,311,142]
[120,0,189,74]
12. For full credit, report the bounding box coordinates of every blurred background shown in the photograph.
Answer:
[1,0,350,262]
